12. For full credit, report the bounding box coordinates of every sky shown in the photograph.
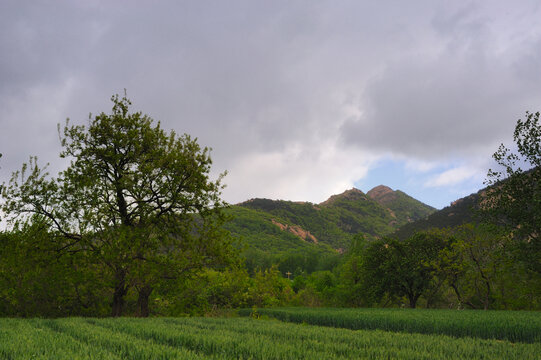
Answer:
[1,1,540,210]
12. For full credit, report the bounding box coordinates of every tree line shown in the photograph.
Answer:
[0,96,539,316]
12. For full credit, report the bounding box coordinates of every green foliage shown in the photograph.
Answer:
[319,195,395,241]
[2,100,540,317]
[332,226,541,310]
[0,223,109,317]
[387,111,541,309]
[2,316,540,359]
[361,232,450,308]
[248,266,295,307]
[485,110,541,275]
[334,233,369,306]
[160,267,252,316]
[163,265,296,315]
[439,224,540,310]
[235,188,436,252]
[223,188,438,292]
[225,205,329,254]
[236,199,356,250]
[381,189,435,223]
[224,204,341,275]
[392,192,480,240]
[240,307,541,344]
[1,93,235,317]
[290,270,340,307]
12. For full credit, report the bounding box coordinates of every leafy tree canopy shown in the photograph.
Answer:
[485,110,540,274]
[2,93,235,316]
[361,231,449,308]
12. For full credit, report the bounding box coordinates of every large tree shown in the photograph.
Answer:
[440,224,508,310]
[361,232,448,308]
[485,110,540,275]
[2,94,235,316]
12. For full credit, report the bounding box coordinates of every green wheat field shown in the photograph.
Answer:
[1,308,540,359]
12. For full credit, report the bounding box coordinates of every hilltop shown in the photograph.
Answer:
[367,185,435,225]
[225,186,436,261]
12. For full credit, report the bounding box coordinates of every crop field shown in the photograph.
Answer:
[1,311,540,360]
[239,307,541,343]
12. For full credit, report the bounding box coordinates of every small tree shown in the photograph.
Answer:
[2,94,235,316]
[485,111,540,275]
[338,233,369,306]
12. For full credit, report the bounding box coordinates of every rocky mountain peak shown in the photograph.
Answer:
[367,185,395,201]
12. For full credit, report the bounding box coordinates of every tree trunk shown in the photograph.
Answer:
[483,281,491,310]
[111,269,128,317]
[137,284,153,317]
[469,249,491,310]
[408,293,419,308]
[425,279,444,309]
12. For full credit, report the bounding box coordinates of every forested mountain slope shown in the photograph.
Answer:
[392,190,482,240]
[367,185,435,225]
[225,186,436,255]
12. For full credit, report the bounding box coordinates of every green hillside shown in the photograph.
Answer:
[367,185,435,225]
[223,205,338,273]
[226,186,436,257]
[224,205,332,253]
[392,167,541,240]
[392,190,481,240]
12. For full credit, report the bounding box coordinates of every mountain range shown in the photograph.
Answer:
[224,185,436,257]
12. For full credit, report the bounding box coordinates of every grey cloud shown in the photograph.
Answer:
[1,1,541,205]
[0,1,105,98]
[1,1,347,183]
[341,3,541,159]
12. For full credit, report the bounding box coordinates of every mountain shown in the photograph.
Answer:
[367,185,435,225]
[392,167,541,240]
[225,186,436,257]
[392,189,482,240]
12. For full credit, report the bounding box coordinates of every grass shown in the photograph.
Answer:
[239,307,541,343]
[0,314,540,359]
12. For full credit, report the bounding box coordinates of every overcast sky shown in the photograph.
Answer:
[1,1,540,210]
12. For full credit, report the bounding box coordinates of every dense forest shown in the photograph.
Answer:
[0,98,539,317]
